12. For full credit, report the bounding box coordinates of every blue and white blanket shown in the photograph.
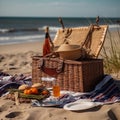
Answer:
[0,72,32,96]
[57,75,120,107]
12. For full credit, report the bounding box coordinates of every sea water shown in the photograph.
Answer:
[0,17,119,45]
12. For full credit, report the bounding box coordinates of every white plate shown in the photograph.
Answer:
[64,101,98,111]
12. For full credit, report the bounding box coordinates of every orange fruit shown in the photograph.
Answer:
[42,90,49,95]
[24,89,28,94]
[30,87,39,94]
[24,88,32,95]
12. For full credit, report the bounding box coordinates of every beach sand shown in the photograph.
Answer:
[0,31,120,120]
[0,41,43,75]
[0,95,120,120]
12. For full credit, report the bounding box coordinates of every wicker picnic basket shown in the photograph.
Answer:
[32,57,104,92]
[32,25,108,92]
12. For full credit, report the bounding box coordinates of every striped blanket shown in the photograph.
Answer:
[79,75,120,103]
[58,75,120,107]
[0,72,32,96]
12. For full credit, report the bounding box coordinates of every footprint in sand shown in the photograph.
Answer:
[0,104,11,112]
[5,111,21,118]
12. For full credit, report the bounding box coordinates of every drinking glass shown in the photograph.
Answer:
[53,84,60,97]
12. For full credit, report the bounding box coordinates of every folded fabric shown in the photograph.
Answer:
[0,76,13,85]
[0,72,32,85]
[0,82,20,97]
[0,72,32,96]
[94,75,113,91]
[79,75,120,103]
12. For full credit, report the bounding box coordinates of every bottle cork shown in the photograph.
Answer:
[45,26,49,33]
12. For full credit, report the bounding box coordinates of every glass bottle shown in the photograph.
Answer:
[43,27,51,56]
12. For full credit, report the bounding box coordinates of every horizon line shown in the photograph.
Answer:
[0,16,120,18]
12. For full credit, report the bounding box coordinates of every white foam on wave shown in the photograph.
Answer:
[42,26,60,32]
[0,34,55,45]
[0,26,60,34]
[109,24,120,29]
[0,28,12,33]
[0,35,44,41]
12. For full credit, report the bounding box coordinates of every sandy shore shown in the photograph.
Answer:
[0,41,43,75]
[0,96,120,120]
[0,31,120,120]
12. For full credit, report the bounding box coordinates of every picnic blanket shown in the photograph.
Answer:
[0,72,120,107]
[56,75,120,107]
[0,72,32,96]
[81,75,120,103]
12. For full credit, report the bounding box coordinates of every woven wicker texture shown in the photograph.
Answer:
[53,25,108,58]
[32,56,104,92]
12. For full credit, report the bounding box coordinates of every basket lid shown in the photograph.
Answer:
[53,25,108,58]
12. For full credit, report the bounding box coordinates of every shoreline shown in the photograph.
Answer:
[0,41,44,54]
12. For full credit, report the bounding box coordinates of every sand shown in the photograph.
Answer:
[0,96,120,120]
[0,41,43,75]
[0,31,120,120]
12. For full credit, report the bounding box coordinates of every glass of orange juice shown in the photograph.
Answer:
[53,84,60,97]
[52,79,60,97]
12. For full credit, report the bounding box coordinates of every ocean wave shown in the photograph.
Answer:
[0,28,15,33]
[0,34,55,45]
[109,24,120,29]
[0,35,43,41]
[42,26,60,32]
[0,26,60,34]
[1,24,119,34]
[0,28,40,34]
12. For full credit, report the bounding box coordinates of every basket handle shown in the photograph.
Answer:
[39,58,64,77]
[58,17,65,31]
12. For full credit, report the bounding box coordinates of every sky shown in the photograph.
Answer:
[0,0,120,17]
